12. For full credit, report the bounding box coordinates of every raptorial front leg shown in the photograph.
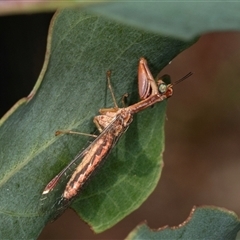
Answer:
[138,58,159,100]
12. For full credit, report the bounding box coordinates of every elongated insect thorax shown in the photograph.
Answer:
[63,109,133,200]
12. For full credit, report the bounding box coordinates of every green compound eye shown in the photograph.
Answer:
[158,83,167,94]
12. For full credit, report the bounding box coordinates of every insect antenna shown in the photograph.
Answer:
[172,72,193,86]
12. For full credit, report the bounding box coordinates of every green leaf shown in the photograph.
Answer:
[0,9,194,238]
[88,2,240,39]
[126,206,240,240]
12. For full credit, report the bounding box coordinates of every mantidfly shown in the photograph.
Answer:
[42,57,192,217]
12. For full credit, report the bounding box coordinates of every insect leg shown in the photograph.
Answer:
[106,70,119,109]
[138,58,159,99]
[55,130,97,138]
[121,93,129,107]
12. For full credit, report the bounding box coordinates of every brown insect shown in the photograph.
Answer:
[42,57,192,215]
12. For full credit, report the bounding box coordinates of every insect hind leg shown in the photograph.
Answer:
[55,130,97,138]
